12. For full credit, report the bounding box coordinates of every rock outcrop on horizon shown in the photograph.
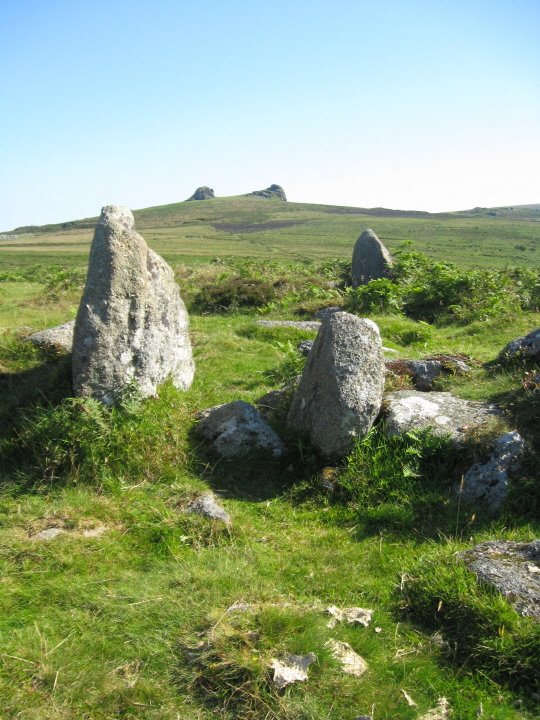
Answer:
[245,184,287,201]
[287,312,385,458]
[72,205,194,405]
[352,229,393,287]
[186,186,215,201]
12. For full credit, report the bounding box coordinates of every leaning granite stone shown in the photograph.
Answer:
[25,320,75,353]
[186,493,231,524]
[383,390,501,444]
[500,327,540,359]
[456,539,540,618]
[72,206,194,404]
[246,184,287,201]
[458,431,525,511]
[352,229,393,287]
[186,186,215,201]
[256,377,300,421]
[255,320,321,331]
[196,400,286,457]
[297,340,314,357]
[287,312,385,458]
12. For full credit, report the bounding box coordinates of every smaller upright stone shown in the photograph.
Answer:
[352,229,393,287]
[186,186,215,201]
[287,312,385,458]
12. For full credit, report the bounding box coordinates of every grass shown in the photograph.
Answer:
[0,252,540,718]
[2,194,540,269]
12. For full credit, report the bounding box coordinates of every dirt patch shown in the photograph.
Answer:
[212,220,309,234]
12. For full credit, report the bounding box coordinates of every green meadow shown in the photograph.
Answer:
[0,200,540,719]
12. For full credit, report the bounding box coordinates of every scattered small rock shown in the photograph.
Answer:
[25,320,75,354]
[245,184,287,201]
[352,229,393,287]
[455,539,540,618]
[196,400,286,457]
[255,376,300,421]
[31,528,65,540]
[500,327,540,359]
[458,431,525,511]
[385,356,471,391]
[326,605,373,628]
[297,340,314,356]
[382,390,501,445]
[186,493,231,525]
[325,639,368,676]
[271,652,316,689]
[186,186,215,201]
[255,320,321,331]
[401,689,418,707]
[287,313,385,458]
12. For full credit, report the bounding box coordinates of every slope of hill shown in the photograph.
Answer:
[2,195,540,269]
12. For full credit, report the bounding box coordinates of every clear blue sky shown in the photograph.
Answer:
[1,0,539,229]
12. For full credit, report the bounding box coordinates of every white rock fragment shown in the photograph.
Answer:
[31,528,65,540]
[326,605,373,628]
[270,653,317,689]
[325,639,368,677]
[186,493,231,525]
[418,697,452,720]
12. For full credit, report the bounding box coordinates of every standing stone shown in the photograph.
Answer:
[286,312,385,458]
[352,229,393,287]
[72,206,194,405]
[186,186,215,201]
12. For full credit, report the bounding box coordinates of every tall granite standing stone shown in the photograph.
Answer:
[72,206,194,405]
[286,312,385,458]
[352,229,393,287]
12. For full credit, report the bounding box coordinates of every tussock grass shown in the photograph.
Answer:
[0,253,539,718]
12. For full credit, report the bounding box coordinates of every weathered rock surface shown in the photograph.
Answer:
[324,639,368,677]
[352,229,393,287]
[72,206,194,404]
[246,184,287,201]
[271,653,316,688]
[315,306,342,320]
[459,431,525,511]
[500,327,540,359]
[25,320,75,353]
[456,539,540,618]
[256,377,300,422]
[287,312,385,458]
[186,493,231,524]
[255,320,321,331]
[385,356,471,391]
[186,186,215,201]
[196,400,286,457]
[383,390,501,443]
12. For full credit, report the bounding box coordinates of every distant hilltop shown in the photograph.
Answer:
[185,184,287,202]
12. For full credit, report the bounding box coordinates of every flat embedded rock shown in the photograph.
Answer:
[255,320,321,331]
[456,539,540,618]
[385,356,471,391]
[271,653,316,689]
[186,493,231,524]
[196,400,285,457]
[459,431,525,511]
[500,327,540,359]
[352,229,393,287]
[25,320,75,353]
[287,312,385,458]
[383,390,501,443]
[72,206,194,405]
[325,639,368,677]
